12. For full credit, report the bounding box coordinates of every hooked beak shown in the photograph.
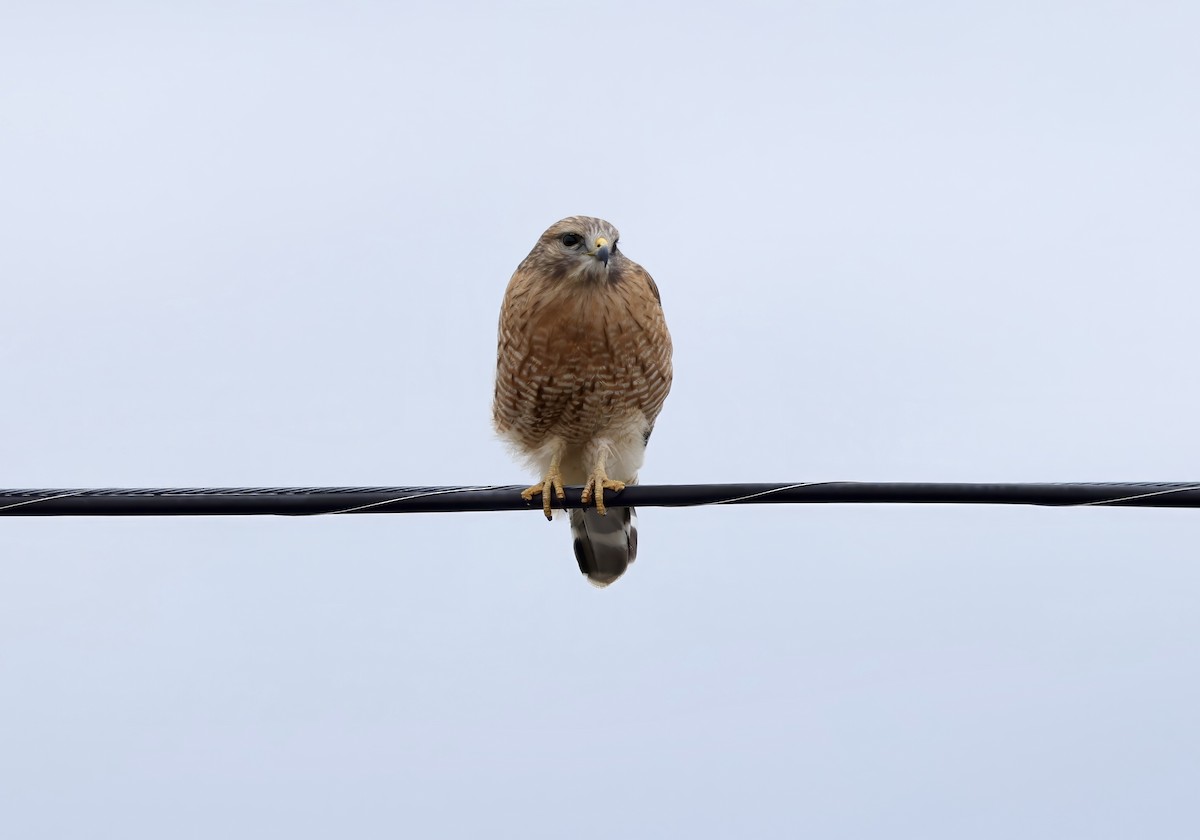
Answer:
[591,236,611,267]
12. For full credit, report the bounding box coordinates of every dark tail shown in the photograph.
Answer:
[569,507,638,587]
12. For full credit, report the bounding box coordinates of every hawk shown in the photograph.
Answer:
[493,216,673,587]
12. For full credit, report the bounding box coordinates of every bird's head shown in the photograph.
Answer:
[531,216,622,282]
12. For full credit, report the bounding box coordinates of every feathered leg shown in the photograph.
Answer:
[580,442,626,515]
[520,441,565,520]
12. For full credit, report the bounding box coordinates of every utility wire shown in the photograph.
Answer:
[1,482,1199,516]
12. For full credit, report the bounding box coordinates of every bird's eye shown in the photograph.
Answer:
[561,233,582,248]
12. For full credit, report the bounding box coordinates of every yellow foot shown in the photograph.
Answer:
[580,470,626,516]
[521,465,566,520]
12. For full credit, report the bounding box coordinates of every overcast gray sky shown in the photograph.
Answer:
[2,1,1199,837]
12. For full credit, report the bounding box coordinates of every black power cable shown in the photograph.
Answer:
[0,482,1198,516]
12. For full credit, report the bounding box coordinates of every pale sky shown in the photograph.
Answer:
[2,2,1199,837]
